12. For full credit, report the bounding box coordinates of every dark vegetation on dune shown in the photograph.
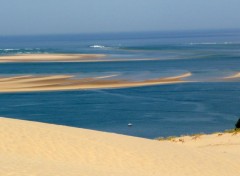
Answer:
[236,118,240,129]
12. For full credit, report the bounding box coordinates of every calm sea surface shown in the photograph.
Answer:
[0,30,240,138]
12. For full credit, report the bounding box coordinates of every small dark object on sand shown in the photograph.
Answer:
[235,118,240,129]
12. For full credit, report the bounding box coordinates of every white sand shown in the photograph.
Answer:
[0,117,239,176]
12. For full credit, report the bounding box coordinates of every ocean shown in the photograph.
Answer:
[0,29,240,138]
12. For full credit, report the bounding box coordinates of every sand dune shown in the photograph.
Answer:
[0,73,191,93]
[167,133,240,156]
[224,72,240,79]
[0,117,239,176]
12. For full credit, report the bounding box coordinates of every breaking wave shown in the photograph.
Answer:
[89,45,106,48]
[189,42,240,45]
[0,48,47,55]
[0,49,20,51]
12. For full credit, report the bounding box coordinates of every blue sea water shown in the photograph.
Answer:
[0,29,240,138]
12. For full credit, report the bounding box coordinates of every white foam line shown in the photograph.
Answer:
[94,74,119,79]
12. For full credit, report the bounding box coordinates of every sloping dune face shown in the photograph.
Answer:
[0,73,191,93]
[0,117,239,176]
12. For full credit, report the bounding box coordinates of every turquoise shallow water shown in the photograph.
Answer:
[0,29,240,138]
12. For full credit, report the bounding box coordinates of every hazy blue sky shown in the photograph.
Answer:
[0,0,240,35]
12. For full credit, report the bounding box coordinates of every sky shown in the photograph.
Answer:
[0,0,240,35]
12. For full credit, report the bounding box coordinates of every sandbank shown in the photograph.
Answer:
[0,73,192,93]
[0,54,160,63]
[0,117,239,176]
[224,72,240,79]
[0,54,105,62]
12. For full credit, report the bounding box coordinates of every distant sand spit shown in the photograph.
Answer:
[0,73,191,93]
[224,72,240,79]
[0,54,161,63]
[0,54,106,62]
[0,117,239,176]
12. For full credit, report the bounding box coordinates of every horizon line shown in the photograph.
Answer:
[1,28,240,38]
